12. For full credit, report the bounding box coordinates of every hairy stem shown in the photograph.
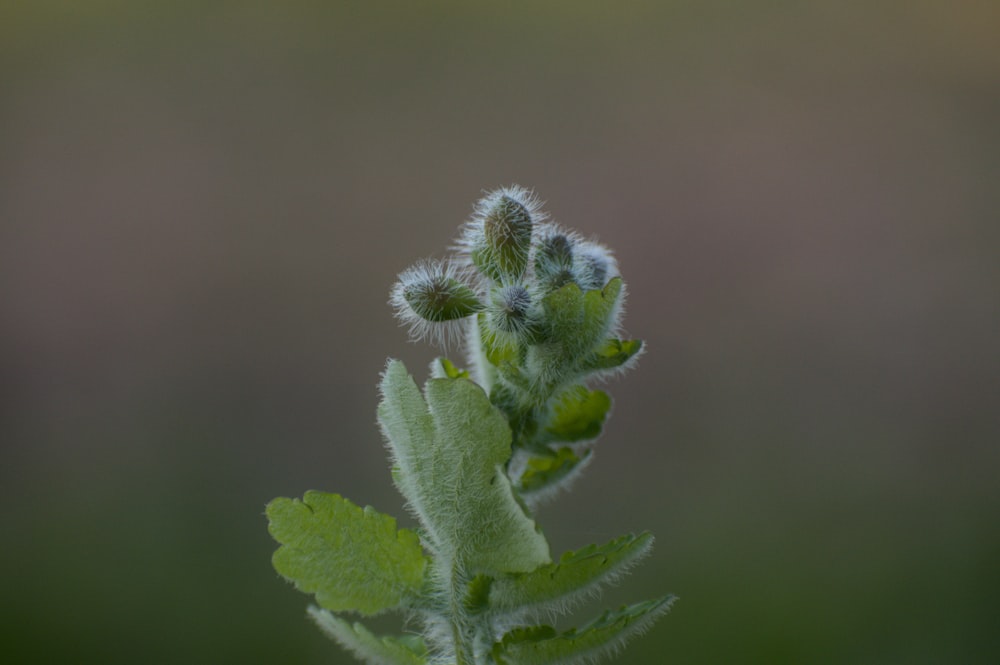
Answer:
[449,568,474,665]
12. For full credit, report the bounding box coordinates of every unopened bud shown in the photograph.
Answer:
[390,260,483,345]
[488,284,535,338]
[482,195,532,279]
[573,242,618,291]
[461,186,543,282]
[402,276,482,322]
[534,232,575,291]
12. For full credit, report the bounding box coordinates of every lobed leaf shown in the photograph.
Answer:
[377,360,550,574]
[308,606,428,665]
[492,596,676,665]
[267,492,428,615]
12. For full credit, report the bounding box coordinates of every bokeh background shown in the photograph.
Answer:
[2,2,998,663]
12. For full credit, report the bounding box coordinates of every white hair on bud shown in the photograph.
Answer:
[532,223,620,292]
[452,185,548,275]
[472,185,547,230]
[572,239,619,291]
[533,221,584,247]
[487,283,538,342]
[388,258,479,350]
[531,222,580,290]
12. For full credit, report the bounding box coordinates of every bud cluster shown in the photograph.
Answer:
[390,186,642,499]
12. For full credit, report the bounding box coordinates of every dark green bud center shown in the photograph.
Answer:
[535,234,576,291]
[403,277,482,322]
[480,196,533,280]
[490,285,533,334]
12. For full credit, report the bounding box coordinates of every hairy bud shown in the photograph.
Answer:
[488,284,535,338]
[457,186,545,283]
[572,241,618,291]
[390,260,482,346]
[481,195,533,280]
[534,231,576,292]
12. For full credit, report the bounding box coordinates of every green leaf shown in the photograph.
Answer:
[433,357,469,379]
[541,282,584,348]
[489,532,655,614]
[582,338,643,373]
[579,277,623,351]
[267,491,427,615]
[517,447,591,499]
[464,573,493,612]
[492,596,676,665]
[377,360,550,574]
[308,606,428,665]
[477,312,519,369]
[541,278,624,365]
[544,385,612,443]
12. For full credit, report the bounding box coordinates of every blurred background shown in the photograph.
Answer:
[2,1,998,663]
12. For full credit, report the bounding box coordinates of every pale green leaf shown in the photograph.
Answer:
[377,360,550,574]
[492,596,676,665]
[582,338,643,373]
[308,606,428,665]
[267,491,427,615]
[489,532,655,614]
[544,385,612,443]
[516,447,591,500]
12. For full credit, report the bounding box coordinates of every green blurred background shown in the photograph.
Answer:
[2,2,998,663]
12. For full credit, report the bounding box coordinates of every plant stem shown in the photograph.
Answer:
[450,568,474,665]
[452,621,470,665]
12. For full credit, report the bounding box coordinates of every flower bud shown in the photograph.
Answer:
[534,232,575,292]
[402,278,481,322]
[457,186,544,283]
[481,195,533,280]
[390,260,483,345]
[572,241,618,291]
[488,284,536,339]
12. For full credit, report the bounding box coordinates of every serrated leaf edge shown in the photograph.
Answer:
[488,532,656,618]
[492,595,677,665]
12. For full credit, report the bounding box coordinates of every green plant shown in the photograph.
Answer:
[266,186,674,664]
